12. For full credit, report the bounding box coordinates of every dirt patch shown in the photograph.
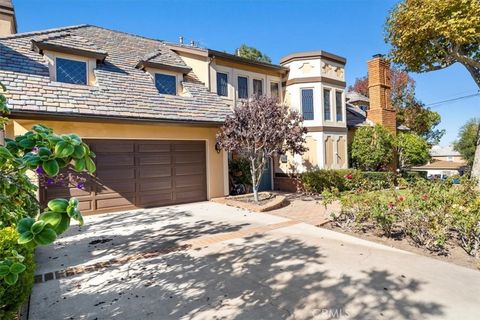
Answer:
[211,192,287,212]
[323,222,479,271]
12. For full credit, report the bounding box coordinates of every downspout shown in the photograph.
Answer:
[207,56,213,91]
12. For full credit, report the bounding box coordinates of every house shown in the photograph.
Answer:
[411,145,467,178]
[0,2,400,213]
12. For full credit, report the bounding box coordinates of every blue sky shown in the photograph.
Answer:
[14,0,479,144]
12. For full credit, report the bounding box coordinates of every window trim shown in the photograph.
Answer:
[323,88,332,122]
[301,87,315,121]
[216,71,229,97]
[237,75,249,99]
[55,56,89,85]
[154,72,178,95]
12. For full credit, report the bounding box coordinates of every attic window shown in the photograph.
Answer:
[55,57,87,85]
[155,73,177,95]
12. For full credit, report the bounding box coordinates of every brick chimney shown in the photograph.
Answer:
[367,54,396,135]
[0,0,17,36]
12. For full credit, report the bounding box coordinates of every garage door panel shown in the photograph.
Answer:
[137,143,171,153]
[41,139,207,215]
[96,167,135,180]
[137,178,172,192]
[95,153,134,167]
[136,153,171,165]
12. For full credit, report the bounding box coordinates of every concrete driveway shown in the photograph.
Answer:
[30,202,480,320]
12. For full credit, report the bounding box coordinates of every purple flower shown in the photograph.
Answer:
[35,166,44,175]
[31,147,39,153]
[46,178,54,186]
[76,182,85,190]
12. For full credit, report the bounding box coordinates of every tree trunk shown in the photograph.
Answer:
[460,61,480,88]
[250,159,259,203]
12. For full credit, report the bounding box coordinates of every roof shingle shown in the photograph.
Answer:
[0,25,231,124]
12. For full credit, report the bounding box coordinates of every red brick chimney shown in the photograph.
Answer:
[367,54,396,135]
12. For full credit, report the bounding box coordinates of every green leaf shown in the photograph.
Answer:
[47,198,69,212]
[24,154,41,167]
[37,147,52,159]
[66,205,80,218]
[18,138,35,149]
[40,211,70,235]
[10,263,26,274]
[17,218,35,234]
[69,134,82,146]
[31,220,46,234]
[55,141,75,158]
[4,273,18,285]
[72,145,86,159]
[17,231,34,244]
[34,227,57,246]
[72,158,86,172]
[0,146,13,159]
[0,265,10,276]
[85,156,96,173]
[42,159,59,177]
[69,197,79,207]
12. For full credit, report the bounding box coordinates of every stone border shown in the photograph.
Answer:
[211,192,287,212]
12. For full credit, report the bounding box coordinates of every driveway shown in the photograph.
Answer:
[30,202,480,319]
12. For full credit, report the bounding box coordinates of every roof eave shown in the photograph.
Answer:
[31,40,108,62]
[207,49,288,74]
[136,60,192,74]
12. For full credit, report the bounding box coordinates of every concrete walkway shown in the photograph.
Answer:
[29,202,480,320]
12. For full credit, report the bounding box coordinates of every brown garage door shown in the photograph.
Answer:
[40,139,207,215]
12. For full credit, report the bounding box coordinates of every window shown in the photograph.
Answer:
[216,72,228,97]
[301,89,314,120]
[238,76,248,99]
[270,82,279,98]
[155,73,176,95]
[56,58,87,85]
[253,79,263,96]
[323,89,331,121]
[335,91,343,121]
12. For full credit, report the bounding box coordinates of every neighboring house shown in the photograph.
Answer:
[411,145,467,178]
[0,3,406,212]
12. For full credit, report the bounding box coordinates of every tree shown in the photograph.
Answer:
[348,68,444,144]
[397,132,430,169]
[216,96,307,202]
[386,0,480,182]
[351,124,395,171]
[386,0,480,87]
[236,44,272,63]
[454,118,480,171]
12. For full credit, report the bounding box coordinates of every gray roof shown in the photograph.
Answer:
[0,25,231,124]
[346,91,369,104]
[430,145,461,157]
[346,104,369,128]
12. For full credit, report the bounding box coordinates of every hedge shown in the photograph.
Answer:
[299,169,395,194]
[0,227,35,320]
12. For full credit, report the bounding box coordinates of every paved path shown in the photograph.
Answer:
[29,201,480,320]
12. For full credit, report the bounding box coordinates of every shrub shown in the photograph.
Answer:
[351,124,395,171]
[229,157,252,187]
[362,171,395,190]
[0,227,35,320]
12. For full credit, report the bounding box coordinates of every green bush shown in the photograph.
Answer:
[0,227,35,320]
[300,169,394,194]
[229,157,252,187]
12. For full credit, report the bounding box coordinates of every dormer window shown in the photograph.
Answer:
[155,73,177,95]
[55,57,87,85]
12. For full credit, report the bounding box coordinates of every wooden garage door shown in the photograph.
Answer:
[40,140,207,215]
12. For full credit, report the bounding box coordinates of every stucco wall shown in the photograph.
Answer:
[0,13,15,36]
[6,119,228,199]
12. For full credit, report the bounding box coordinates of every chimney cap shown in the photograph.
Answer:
[372,53,384,59]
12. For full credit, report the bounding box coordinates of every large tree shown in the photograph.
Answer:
[216,96,306,202]
[236,44,272,63]
[454,118,480,171]
[386,0,480,181]
[397,132,430,169]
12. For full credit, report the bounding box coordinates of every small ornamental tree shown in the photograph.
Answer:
[351,124,395,171]
[0,82,95,315]
[454,118,480,171]
[396,132,430,169]
[236,44,272,63]
[216,96,307,202]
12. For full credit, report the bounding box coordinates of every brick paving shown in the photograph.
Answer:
[268,193,339,226]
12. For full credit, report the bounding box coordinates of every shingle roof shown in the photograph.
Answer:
[346,104,370,128]
[0,25,231,124]
[430,145,461,157]
[412,160,466,170]
[346,91,369,104]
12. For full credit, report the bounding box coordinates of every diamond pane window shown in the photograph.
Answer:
[238,76,248,99]
[155,73,177,95]
[56,58,87,85]
[216,72,228,97]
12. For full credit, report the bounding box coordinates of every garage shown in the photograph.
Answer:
[40,139,207,215]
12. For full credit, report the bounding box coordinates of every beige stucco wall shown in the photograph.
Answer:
[0,13,15,36]
[176,52,210,87]
[6,119,228,199]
